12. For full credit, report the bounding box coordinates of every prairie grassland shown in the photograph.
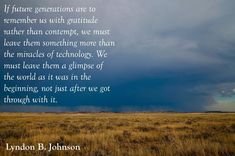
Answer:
[0,113,235,156]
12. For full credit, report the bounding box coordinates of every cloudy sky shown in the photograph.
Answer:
[1,0,235,112]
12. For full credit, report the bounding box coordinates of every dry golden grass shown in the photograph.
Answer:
[0,113,235,156]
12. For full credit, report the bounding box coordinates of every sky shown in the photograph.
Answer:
[0,0,235,112]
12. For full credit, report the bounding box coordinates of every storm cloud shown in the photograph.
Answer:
[1,0,235,112]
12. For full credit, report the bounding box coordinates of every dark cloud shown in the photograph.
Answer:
[1,0,235,112]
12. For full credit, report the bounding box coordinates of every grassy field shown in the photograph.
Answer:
[0,113,235,156]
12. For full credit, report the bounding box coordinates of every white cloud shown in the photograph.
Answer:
[206,99,235,112]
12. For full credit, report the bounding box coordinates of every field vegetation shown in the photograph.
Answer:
[0,113,235,156]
